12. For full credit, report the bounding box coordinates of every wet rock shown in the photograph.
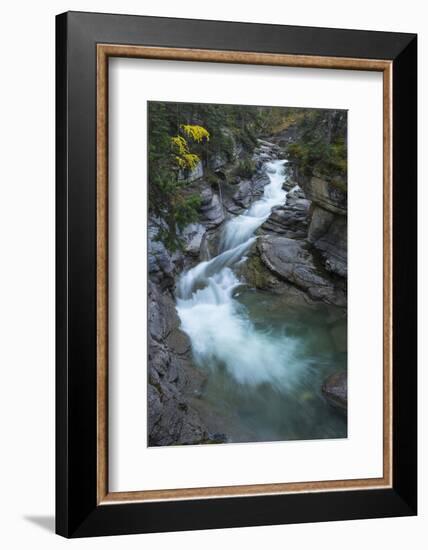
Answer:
[322,371,347,412]
[208,432,228,443]
[257,235,346,307]
[251,171,271,198]
[199,228,223,260]
[287,186,306,201]
[252,140,281,168]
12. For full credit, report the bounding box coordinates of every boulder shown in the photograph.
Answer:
[257,235,346,307]
[322,371,347,412]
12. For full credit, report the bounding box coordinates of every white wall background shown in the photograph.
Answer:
[0,0,425,548]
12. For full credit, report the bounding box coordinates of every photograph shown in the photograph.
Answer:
[0,0,421,544]
[147,101,348,446]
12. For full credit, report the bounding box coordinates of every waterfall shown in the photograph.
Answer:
[176,159,303,389]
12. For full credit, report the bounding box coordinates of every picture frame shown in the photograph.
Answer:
[56,11,417,538]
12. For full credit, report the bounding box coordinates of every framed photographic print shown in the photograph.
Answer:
[56,11,417,537]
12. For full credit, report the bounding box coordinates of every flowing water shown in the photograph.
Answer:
[176,159,347,443]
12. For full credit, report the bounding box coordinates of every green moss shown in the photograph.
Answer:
[243,255,274,289]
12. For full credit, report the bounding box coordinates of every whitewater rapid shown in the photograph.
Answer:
[176,159,303,389]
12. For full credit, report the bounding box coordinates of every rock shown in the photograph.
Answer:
[251,171,271,198]
[238,253,284,292]
[147,280,210,446]
[257,235,346,307]
[233,180,252,208]
[148,221,183,288]
[181,223,206,257]
[252,140,282,167]
[178,160,204,183]
[287,186,306,201]
[307,205,347,277]
[199,228,223,260]
[200,185,214,207]
[208,432,228,443]
[199,185,225,228]
[295,171,347,278]
[257,139,281,153]
[322,371,347,412]
[261,200,309,239]
[300,174,346,216]
[283,180,296,191]
[209,152,228,170]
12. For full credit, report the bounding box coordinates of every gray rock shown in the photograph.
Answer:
[199,188,225,228]
[307,206,347,277]
[147,280,210,447]
[148,222,183,288]
[209,152,228,170]
[251,171,271,198]
[233,180,252,208]
[178,160,204,183]
[258,235,346,307]
[300,174,346,216]
[181,223,206,257]
[322,371,347,412]
[262,200,309,239]
[199,228,223,260]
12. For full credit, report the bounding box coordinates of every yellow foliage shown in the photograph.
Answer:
[180,124,210,143]
[182,153,200,170]
[171,136,188,156]
[171,134,201,171]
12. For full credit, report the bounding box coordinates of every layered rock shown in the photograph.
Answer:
[148,221,183,288]
[180,223,206,258]
[261,198,310,239]
[307,205,347,277]
[300,173,347,277]
[256,235,346,307]
[148,222,219,446]
[148,281,211,446]
[198,185,225,228]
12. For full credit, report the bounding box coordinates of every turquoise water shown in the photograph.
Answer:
[188,287,347,444]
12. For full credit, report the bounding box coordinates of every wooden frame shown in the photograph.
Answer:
[56,11,417,537]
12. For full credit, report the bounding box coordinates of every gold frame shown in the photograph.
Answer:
[96,44,393,505]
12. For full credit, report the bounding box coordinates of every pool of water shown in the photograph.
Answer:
[187,287,347,444]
